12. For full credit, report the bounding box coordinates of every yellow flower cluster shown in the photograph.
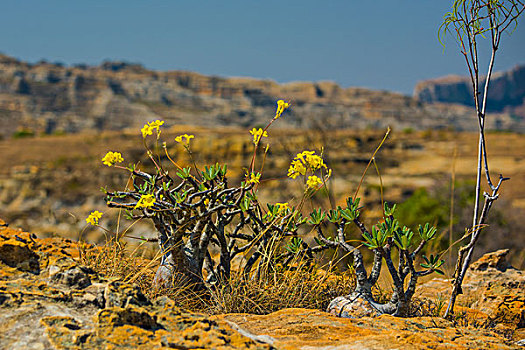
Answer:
[102,151,124,167]
[275,99,290,119]
[135,194,155,209]
[141,120,164,138]
[249,128,268,145]
[275,202,289,214]
[246,172,261,184]
[175,134,194,145]
[287,151,327,179]
[86,210,103,226]
[306,175,323,189]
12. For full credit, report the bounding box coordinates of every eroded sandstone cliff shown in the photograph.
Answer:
[414,64,525,121]
[2,53,522,136]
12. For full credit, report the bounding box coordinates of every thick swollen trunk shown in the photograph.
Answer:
[329,279,398,317]
[152,218,205,290]
[153,240,205,290]
[354,281,397,315]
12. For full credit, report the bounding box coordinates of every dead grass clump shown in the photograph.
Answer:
[79,238,155,287]
[80,237,212,310]
[408,295,449,318]
[79,240,356,315]
[207,259,355,315]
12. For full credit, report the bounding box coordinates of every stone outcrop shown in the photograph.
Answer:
[0,219,273,349]
[217,249,525,349]
[1,53,523,137]
[216,309,521,349]
[415,248,525,340]
[1,217,524,349]
[414,64,525,120]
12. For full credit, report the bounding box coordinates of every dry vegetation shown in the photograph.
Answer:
[78,231,510,325]
[79,234,357,315]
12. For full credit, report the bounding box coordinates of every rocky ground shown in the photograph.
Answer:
[0,218,271,350]
[0,218,523,349]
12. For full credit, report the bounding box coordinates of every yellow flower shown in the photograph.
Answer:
[175,134,195,146]
[135,194,155,209]
[149,120,164,130]
[141,124,152,138]
[287,159,306,179]
[275,99,290,119]
[246,172,261,184]
[287,150,329,179]
[141,120,164,138]
[249,128,268,145]
[102,151,124,167]
[296,150,314,159]
[204,198,210,206]
[306,175,323,189]
[86,211,103,226]
[300,151,326,170]
[305,154,326,171]
[275,202,289,214]
[288,151,325,177]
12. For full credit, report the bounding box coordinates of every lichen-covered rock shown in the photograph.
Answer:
[1,219,524,349]
[416,250,525,345]
[103,280,152,309]
[466,250,525,332]
[470,249,512,272]
[39,301,274,349]
[49,266,93,289]
[216,308,522,349]
[0,222,273,349]
[0,238,40,273]
[224,250,525,349]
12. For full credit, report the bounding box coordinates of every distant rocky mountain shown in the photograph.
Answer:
[414,64,525,121]
[1,53,524,137]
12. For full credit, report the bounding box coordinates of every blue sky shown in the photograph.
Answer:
[1,0,523,94]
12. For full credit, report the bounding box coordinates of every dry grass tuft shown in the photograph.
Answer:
[207,258,356,315]
[409,295,449,318]
[79,238,356,315]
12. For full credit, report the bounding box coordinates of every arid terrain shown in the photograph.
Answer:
[1,217,524,349]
